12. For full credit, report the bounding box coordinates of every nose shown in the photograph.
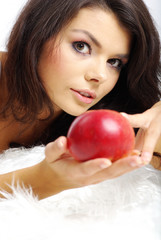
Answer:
[84,59,107,83]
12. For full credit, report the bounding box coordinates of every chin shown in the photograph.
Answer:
[64,106,89,117]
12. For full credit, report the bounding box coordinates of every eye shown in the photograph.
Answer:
[107,58,123,70]
[72,41,91,55]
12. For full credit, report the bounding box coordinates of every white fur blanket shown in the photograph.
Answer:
[0,146,161,240]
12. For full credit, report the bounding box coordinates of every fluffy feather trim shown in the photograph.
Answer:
[0,146,161,240]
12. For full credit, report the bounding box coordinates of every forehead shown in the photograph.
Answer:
[60,8,132,54]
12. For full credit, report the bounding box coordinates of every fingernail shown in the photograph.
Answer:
[120,112,129,119]
[57,137,65,149]
[130,156,142,167]
[132,150,141,156]
[141,152,152,164]
[100,160,112,169]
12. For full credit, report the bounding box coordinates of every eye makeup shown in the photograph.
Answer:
[72,41,91,55]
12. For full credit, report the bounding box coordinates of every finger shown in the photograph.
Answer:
[54,157,112,179]
[45,136,67,163]
[79,158,112,176]
[140,121,161,163]
[120,112,149,129]
[92,155,143,183]
[79,150,140,179]
[132,116,161,164]
[135,128,145,151]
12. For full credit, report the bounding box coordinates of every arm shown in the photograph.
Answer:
[0,160,67,200]
[0,136,147,200]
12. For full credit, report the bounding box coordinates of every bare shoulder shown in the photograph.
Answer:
[0,51,7,80]
[0,51,14,151]
[0,51,6,61]
[0,52,3,71]
[0,51,7,57]
[0,51,3,59]
[0,51,7,71]
[0,119,14,151]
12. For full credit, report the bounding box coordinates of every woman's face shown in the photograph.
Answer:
[38,8,131,116]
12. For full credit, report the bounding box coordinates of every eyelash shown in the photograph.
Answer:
[72,41,124,70]
[72,41,91,55]
[107,59,124,70]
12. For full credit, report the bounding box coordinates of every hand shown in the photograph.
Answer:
[121,101,161,164]
[44,136,145,191]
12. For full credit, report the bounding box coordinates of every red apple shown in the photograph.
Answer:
[67,109,135,162]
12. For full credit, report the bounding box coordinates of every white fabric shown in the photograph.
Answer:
[0,146,161,240]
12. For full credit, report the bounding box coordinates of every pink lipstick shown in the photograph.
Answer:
[71,88,96,104]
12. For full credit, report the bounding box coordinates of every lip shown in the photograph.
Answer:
[71,88,96,104]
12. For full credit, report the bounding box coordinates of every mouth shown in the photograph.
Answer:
[70,88,96,104]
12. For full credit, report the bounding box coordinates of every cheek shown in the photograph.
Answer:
[50,50,73,80]
[103,74,119,94]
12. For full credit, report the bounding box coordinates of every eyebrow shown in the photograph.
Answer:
[115,54,129,60]
[71,29,129,60]
[71,29,102,48]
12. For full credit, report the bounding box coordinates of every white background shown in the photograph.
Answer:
[0,0,160,50]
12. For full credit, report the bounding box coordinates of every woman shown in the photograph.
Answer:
[0,0,160,199]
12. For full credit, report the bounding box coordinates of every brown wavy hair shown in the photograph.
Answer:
[1,0,161,143]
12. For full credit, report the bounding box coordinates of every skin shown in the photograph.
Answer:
[0,8,161,200]
[121,101,161,166]
[38,8,131,116]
